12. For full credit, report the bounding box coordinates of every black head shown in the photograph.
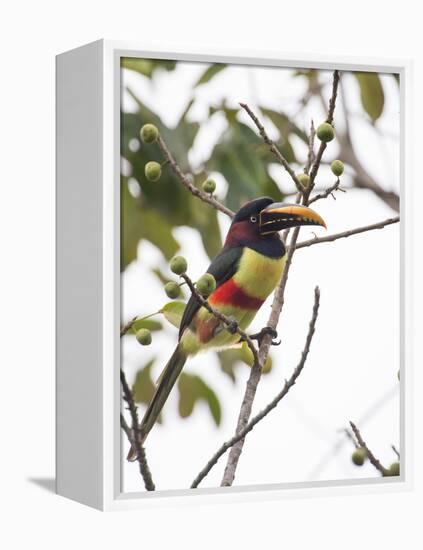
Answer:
[229,196,326,236]
[225,197,280,256]
[225,197,326,257]
[232,197,274,225]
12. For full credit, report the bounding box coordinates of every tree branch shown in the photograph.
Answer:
[304,119,316,175]
[156,135,235,219]
[221,224,302,486]
[239,103,306,194]
[392,445,400,460]
[308,178,345,204]
[308,70,340,190]
[120,369,155,491]
[294,216,399,250]
[220,72,341,487]
[349,421,389,476]
[120,316,137,337]
[192,286,320,488]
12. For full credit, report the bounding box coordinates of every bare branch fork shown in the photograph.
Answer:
[191,286,320,488]
[308,178,344,204]
[120,369,155,490]
[349,421,389,476]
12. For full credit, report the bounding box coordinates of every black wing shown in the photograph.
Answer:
[178,246,243,340]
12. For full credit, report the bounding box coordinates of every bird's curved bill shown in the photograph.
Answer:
[259,203,327,234]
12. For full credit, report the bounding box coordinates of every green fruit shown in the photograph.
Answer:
[164,281,181,299]
[196,273,216,297]
[352,448,367,466]
[136,328,152,346]
[202,179,216,194]
[145,161,162,182]
[240,342,272,372]
[298,173,310,187]
[386,462,400,477]
[140,123,159,143]
[170,255,187,275]
[316,122,335,143]
[331,159,344,176]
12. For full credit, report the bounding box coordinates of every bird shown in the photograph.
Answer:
[128,196,326,460]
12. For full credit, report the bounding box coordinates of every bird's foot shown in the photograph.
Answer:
[250,326,281,346]
[227,318,239,334]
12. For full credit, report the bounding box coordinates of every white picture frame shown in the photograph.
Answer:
[56,39,412,511]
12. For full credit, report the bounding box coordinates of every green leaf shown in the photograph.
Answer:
[120,177,144,268]
[177,372,222,426]
[131,318,162,333]
[120,178,180,269]
[195,64,227,86]
[207,122,283,211]
[160,301,186,328]
[132,360,163,424]
[261,108,309,144]
[354,72,385,122]
[121,57,177,78]
[139,209,180,261]
[217,349,241,383]
[121,90,233,265]
[121,102,198,229]
[187,178,222,259]
[218,343,273,379]
[209,104,239,125]
[151,267,170,285]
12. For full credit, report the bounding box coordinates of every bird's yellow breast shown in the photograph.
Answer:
[180,248,286,356]
[233,247,286,300]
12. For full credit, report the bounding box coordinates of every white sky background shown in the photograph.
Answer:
[121,63,400,493]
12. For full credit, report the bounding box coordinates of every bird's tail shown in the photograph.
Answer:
[126,344,187,462]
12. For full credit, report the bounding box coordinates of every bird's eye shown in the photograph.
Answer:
[250,215,257,223]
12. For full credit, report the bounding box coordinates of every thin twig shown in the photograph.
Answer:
[305,119,315,175]
[120,413,132,440]
[308,70,340,192]
[180,273,259,365]
[294,216,399,250]
[392,445,400,460]
[192,286,320,488]
[120,369,155,491]
[156,135,234,219]
[349,421,389,476]
[308,178,345,204]
[239,103,305,194]
[120,316,137,337]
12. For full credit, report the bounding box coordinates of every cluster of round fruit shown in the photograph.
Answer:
[296,121,344,187]
[134,254,216,347]
[164,256,216,299]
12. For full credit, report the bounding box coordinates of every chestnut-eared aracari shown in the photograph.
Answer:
[128,197,326,460]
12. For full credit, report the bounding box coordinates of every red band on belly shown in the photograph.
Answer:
[209,278,264,310]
